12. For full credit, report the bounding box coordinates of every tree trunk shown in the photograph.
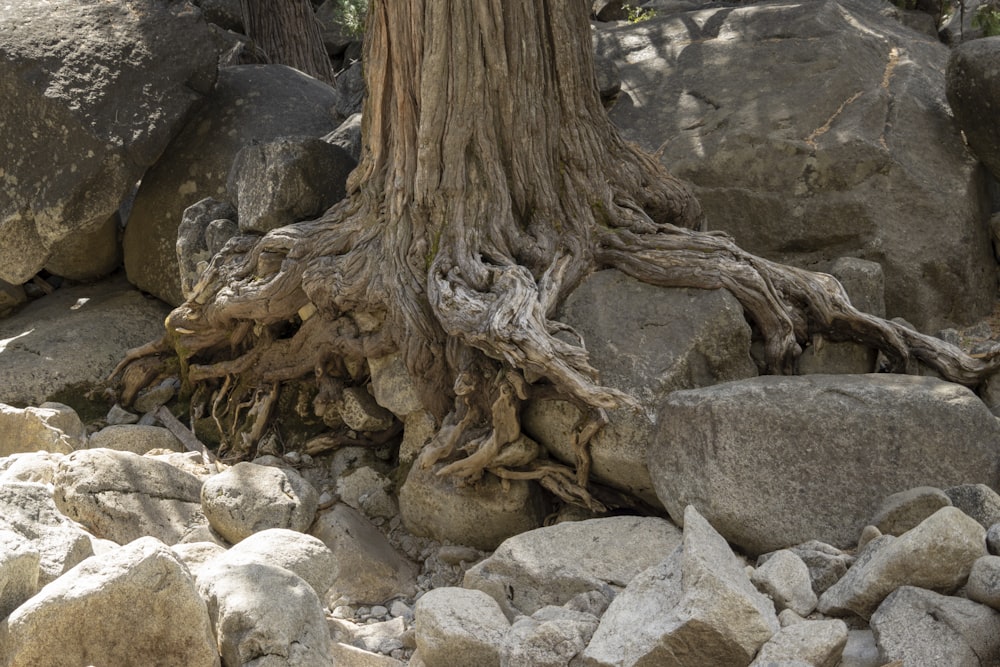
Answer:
[240,0,336,85]
[115,0,1000,509]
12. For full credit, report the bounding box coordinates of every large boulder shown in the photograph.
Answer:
[0,275,171,409]
[0,0,218,285]
[53,449,207,546]
[582,506,778,666]
[463,516,682,617]
[0,537,219,667]
[599,0,995,330]
[523,270,756,506]
[0,403,85,456]
[651,374,1000,555]
[123,64,343,305]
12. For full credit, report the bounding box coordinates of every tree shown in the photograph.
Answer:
[115,0,1000,509]
[240,0,335,85]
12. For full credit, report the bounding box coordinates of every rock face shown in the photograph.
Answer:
[0,0,218,285]
[463,516,682,616]
[123,64,343,305]
[523,270,756,506]
[599,0,994,330]
[818,507,986,619]
[947,37,1000,183]
[651,374,1000,554]
[582,506,778,666]
[0,537,220,667]
[0,275,172,408]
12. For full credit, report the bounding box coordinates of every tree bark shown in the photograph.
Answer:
[115,0,1000,509]
[240,0,336,85]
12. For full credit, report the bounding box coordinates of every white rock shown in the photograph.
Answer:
[0,530,39,619]
[53,448,206,545]
[201,461,319,543]
[582,506,778,666]
[870,586,1000,666]
[414,587,510,667]
[502,606,598,667]
[749,619,848,667]
[213,527,337,601]
[87,424,185,455]
[0,451,63,485]
[0,482,93,585]
[0,537,219,667]
[311,503,417,605]
[330,641,406,666]
[0,403,84,456]
[753,549,819,616]
[464,516,682,616]
[818,507,986,619]
[197,560,332,667]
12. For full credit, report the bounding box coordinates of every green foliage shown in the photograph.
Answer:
[334,0,368,38]
[624,4,656,23]
[973,0,1000,35]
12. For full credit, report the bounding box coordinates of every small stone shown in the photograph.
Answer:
[437,545,481,566]
[339,386,396,432]
[857,524,882,551]
[988,523,1000,556]
[945,484,1000,529]
[283,450,302,464]
[390,600,412,618]
[332,605,355,619]
[371,605,389,617]
[105,404,139,425]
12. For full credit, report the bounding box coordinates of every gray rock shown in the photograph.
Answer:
[176,197,237,301]
[87,424,185,455]
[784,542,854,597]
[399,460,547,551]
[818,507,986,619]
[53,448,206,545]
[839,629,881,667]
[0,403,84,456]
[228,136,356,234]
[169,541,228,580]
[870,586,1000,667]
[524,270,756,506]
[0,482,94,586]
[947,37,1000,183]
[201,461,319,544]
[414,587,510,667]
[197,560,332,667]
[968,555,1000,611]
[0,530,39,620]
[324,112,363,162]
[336,466,398,520]
[945,483,1000,529]
[749,619,848,667]
[0,537,219,667]
[217,527,338,602]
[0,281,26,318]
[464,515,682,617]
[44,212,121,282]
[502,606,599,667]
[311,503,418,605]
[601,0,994,330]
[752,550,818,617]
[989,523,1000,556]
[339,386,397,432]
[123,64,342,305]
[652,374,1000,554]
[0,275,172,407]
[330,642,407,667]
[869,486,953,537]
[368,352,425,418]
[582,506,778,666]
[0,0,218,285]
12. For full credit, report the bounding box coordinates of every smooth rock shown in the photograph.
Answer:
[582,506,778,666]
[947,36,1000,182]
[0,403,84,456]
[464,515,682,616]
[87,424,185,455]
[311,503,417,605]
[870,486,953,536]
[201,461,319,544]
[870,586,1000,666]
[0,482,93,586]
[749,619,848,667]
[968,555,1000,611]
[752,549,818,617]
[0,537,219,667]
[399,460,547,551]
[652,375,1000,554]
[414,587,510,667]
[944,483,1000,529]
[524,271,756,506]
[197,560,332,667]
[818,507,986,619]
